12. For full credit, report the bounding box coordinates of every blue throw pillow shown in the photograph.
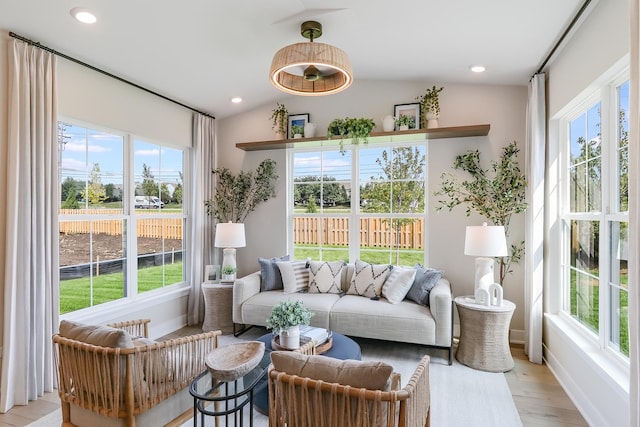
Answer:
[259,255,290,291]
[406,264,444,306]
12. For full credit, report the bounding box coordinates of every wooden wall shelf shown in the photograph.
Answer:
[236,124,490,151]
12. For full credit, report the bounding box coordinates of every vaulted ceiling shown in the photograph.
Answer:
[2,0,583,118]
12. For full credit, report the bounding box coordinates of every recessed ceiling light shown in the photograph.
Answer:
[470,65,486,73]
[231,97,243,104]
[70,7,97,24]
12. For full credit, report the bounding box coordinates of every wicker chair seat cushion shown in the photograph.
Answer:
[270,351,392,390]
[59,320,134,348]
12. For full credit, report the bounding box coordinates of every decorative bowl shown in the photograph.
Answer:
[205,341,265,382]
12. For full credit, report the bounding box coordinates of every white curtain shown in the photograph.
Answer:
[1,40,59,412]
[524,73,545,364]
[186,113,216,325]
[628,1,640,424]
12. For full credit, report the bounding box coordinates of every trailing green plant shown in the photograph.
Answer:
[326,117,376,154]
[416,85,444,127]
[270,102,288,138]
[395,114,415,129]
[434,141,527,284]
[266,300,314,334]
[205,159,279,223]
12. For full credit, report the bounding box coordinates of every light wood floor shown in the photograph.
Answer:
[0,329,588,427]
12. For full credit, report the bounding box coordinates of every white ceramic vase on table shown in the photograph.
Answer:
[279,325,300,349]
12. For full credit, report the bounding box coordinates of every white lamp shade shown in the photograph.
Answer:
[464,223,508,257]
[214,222,246,248]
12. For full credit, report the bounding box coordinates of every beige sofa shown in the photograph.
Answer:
[232,264,454,364]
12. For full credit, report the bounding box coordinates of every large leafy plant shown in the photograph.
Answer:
[327,117,376,154]
[434,141,527,284]
[205,159,278,223]
[266,300,313,334]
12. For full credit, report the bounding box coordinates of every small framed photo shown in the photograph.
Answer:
[288,113,310,139]
[205,265,220,284]
[394,103,421,130]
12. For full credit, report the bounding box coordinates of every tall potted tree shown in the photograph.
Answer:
[434,141,527,284]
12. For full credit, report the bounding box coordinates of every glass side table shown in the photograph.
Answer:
[189,357,268,427]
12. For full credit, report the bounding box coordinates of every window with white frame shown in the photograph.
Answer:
[290,142,427,265]
[560,75,629,358]
[58,121,186,314]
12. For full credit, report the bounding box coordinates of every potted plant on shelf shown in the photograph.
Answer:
[395,114,415,131]
[327,117,376,154]
[291,124,304,139]
[270,102,288,139]
[266,300,314,349]
[434,141,527,285]
[416,85,444,128]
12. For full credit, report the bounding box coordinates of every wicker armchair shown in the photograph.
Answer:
[53,319,220,427]
[268,354,431,427]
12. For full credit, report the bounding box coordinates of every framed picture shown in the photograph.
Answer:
[394,103,421,129]
[204,265,220,284]
[288,113,310,139]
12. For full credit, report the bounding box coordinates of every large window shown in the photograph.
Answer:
[290,142,427,265]
[560,77,629,358]
[58,122,186,314]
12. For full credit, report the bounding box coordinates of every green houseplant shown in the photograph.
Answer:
[291,124,304,138]
[434,141,527,284]
[395,114,415,130]
[266,300,314,349]
[327,117,376,154]
[416,85,444,128]
[270,102,288,139]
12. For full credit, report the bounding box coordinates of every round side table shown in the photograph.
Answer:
[202,283,234,334]
[455,296,515,372]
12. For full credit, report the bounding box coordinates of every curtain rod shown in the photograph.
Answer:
[9,31,215,119]
[535,0,592,74]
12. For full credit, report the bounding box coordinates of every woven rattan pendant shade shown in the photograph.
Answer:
[270,21,353,96]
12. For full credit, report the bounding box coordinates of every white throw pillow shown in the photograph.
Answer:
[308,261,344,294]
[382,267,417,304]
[347,259,392,298]
[276,260,309,293]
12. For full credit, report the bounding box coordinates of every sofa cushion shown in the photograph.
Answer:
[347,260,392,298]
[59,320,134,348]
[382,266,417,304]
[308,261,344,294]
[270,351,393,390]
[406,265,445,306]
[276,260,309,293]
[259,254,290,291]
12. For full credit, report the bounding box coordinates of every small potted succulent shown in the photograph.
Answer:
[416,85,444,128]
[395,114,415,131]
[221,265,238,282]
[266,300,314,349]
[270,102,288,139]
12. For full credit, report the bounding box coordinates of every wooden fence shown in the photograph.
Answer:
[294,217,424,249]
[59,209,183,240]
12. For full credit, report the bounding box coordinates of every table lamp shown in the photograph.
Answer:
[214,222,246,282]
[464,222,508,294]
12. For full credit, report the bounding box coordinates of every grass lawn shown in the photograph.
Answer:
[293,244,424,266]
[60,262,183,314]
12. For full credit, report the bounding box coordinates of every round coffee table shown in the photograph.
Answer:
[253,331,361,415]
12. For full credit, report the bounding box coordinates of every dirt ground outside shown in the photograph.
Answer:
[59,233,183,266]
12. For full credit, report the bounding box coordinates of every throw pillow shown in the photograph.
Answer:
[259,254,290,291]
[346,259,392,298]
[59,320,134,348]
[406,265,444,306]
[270,351,393,390]
[382,266,417,304]
[276,260,310,293]
[308,261,345,294]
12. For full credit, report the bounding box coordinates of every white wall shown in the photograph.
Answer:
[217,80,528,335]
[544,0,630,425]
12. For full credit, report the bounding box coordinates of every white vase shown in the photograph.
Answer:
[293,133,302,139]
[426,112,439,129]
[399,125,409,131]
[304,122,317,138]
[382,115,395,132]
[279,325,300,349]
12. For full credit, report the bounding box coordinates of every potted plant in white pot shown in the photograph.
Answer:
[416,85,444,128]
[221,265,237,282]
[266,300,314,349]
[395,114,415,131]
[270,102,288,139]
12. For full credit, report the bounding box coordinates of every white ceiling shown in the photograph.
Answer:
[1,0,583,119]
